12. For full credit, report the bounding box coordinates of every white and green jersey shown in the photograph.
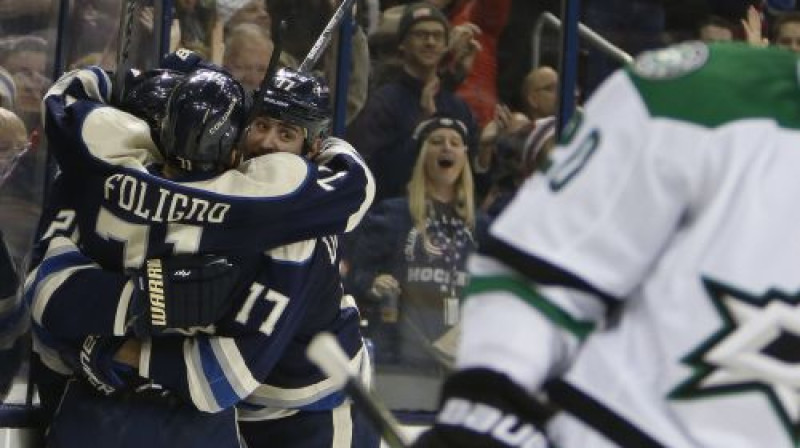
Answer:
[458,42,800,448]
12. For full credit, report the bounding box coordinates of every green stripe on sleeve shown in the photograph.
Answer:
[466,275,595,340]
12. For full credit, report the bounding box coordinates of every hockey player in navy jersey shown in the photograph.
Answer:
[232,67,379,448]
[413,41,800,448]
[30,66,253,448]
[28,61,378,447]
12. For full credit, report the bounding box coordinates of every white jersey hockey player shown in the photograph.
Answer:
[413,41,800,448]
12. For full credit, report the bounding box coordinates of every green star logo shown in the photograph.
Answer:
[670,278,800,444]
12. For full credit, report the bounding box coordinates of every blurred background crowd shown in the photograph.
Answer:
[0,0,798,421]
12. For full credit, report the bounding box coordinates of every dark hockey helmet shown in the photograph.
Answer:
[252,67,331,151]
[119,69,186,144]
[160,69,246,173]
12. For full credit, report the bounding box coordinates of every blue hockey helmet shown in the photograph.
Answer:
[159,69,246,173]
[119,69,186,144]
[251,67,331,151]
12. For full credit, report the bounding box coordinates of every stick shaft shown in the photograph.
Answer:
[307,333,411,448]
[344,381,410,448]
[263,20,286,89]
[298,0,357,73]
[114,0,140,103]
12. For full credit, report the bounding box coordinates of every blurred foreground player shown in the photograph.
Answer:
[414,41,800,448]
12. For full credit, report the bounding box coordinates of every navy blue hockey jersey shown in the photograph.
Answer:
[28,234,366,413]
[26,67,374,413]
[41,67,373,270]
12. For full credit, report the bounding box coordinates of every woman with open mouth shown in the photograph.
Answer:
[344,114,488,412]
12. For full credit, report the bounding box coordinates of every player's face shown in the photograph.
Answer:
[423,128,467,187]
[243,116,305,158]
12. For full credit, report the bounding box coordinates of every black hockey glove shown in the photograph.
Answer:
[127,254,240,337]
[76,335,141,396]
[413,368,554,448]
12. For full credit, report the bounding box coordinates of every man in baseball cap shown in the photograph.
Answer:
[396,2,450,45]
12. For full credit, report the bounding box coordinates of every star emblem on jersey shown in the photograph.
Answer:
[670,278,800,443]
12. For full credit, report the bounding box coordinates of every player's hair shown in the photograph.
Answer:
[407,121,475,238]
[250,67,331,153]
[160,69,246,174]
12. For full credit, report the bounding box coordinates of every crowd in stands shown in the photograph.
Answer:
[3,0,800,410]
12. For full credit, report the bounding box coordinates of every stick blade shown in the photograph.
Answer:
[307,332,412,448]
[307,332,351,388]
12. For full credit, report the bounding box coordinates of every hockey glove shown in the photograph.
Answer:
[77,335,140,396]
[413,368,553,448]
[127,254,240,337]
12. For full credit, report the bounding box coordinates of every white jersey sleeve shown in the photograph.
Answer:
[459,69,680,390]
[461,42,800,447]
[491,69,695,299]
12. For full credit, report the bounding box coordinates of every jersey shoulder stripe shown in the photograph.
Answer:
[626,42,800,129]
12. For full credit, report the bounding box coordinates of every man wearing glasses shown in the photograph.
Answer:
[347,1,481,204]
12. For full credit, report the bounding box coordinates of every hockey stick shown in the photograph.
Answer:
[256,18,287,95]
[307,333,412,448]
[298,0,357,73]
[246,19,287,126]
[252,0,353,96]
[113,0,142,104]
